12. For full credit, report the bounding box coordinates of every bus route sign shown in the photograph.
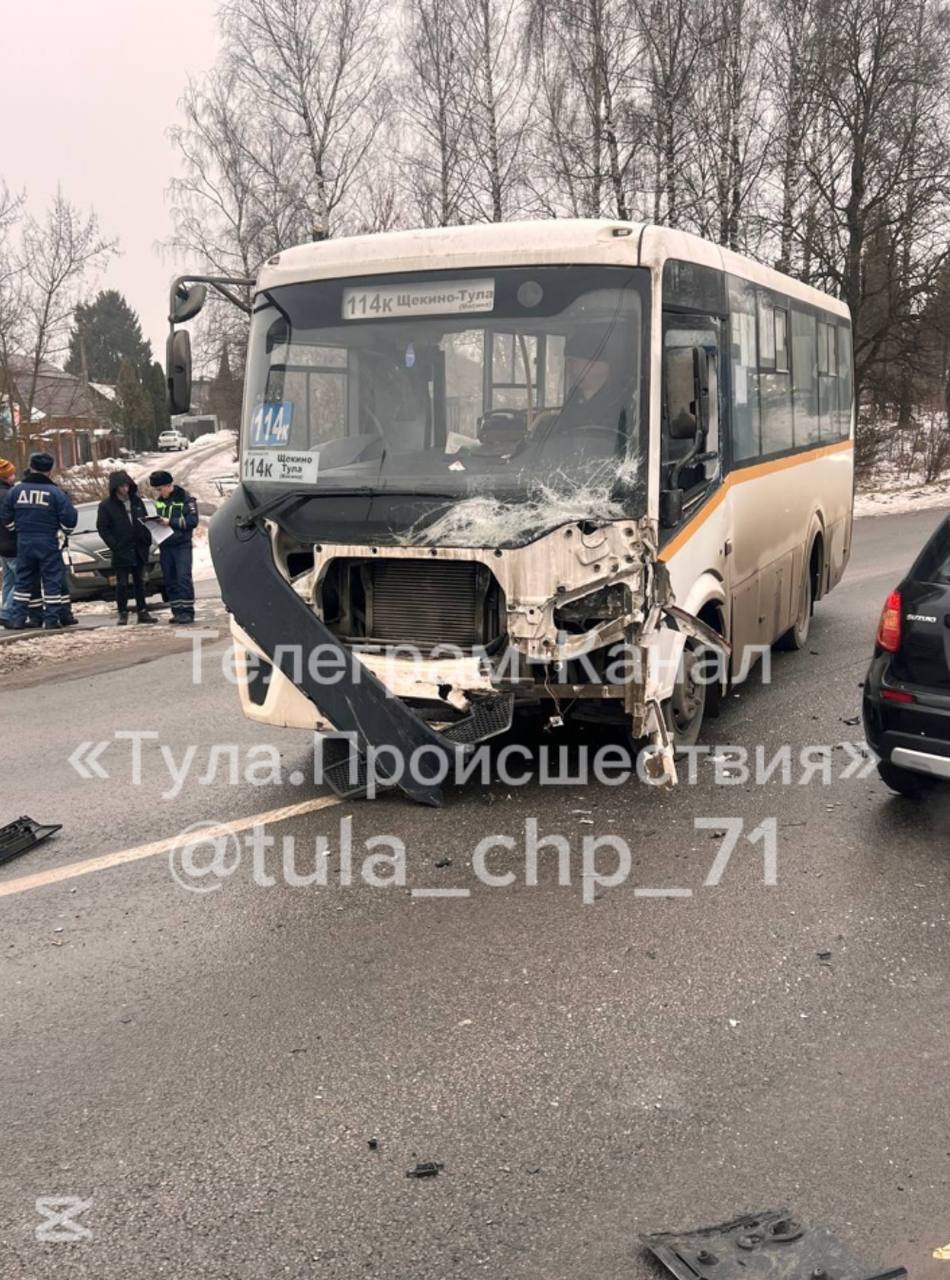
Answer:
[242,450,319,485]
[342,279,495,320]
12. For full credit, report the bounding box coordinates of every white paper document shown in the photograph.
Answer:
[143,517,174,546]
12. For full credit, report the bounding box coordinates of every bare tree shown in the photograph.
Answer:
[458,0,530,221]
[768,0,821,274]
[802,0,950,394]
[221,0,387,236]
[0,189,115,458]
[0,182,26,442]
[169,69,297,280]
[401,0,473,226]
[688,0,769,251]
[524,0,642,219]
[633,0,703,229]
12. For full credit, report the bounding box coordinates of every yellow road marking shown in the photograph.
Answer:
[0,795,343,900]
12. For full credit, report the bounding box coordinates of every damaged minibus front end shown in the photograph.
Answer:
[211,484,726,805]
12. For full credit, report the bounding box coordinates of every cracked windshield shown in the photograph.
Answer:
[242,266,647,509]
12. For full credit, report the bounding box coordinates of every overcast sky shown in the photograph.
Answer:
[3,0,221,365]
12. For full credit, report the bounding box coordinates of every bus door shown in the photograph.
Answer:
[660,314,729,616]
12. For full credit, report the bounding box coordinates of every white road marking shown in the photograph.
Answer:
[410,888,472,899]
[633,887,693,898]
[0,795,342,899]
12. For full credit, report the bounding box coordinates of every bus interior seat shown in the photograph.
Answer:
[477,409,528,454]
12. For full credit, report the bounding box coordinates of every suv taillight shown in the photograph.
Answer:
[876,590,902,652]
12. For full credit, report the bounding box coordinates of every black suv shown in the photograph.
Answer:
[863,514,950,795]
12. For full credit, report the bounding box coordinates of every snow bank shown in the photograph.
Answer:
[192,527,216,582]
[855,475,950,518]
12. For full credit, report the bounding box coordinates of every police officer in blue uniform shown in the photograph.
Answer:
[0,452,78,629]
[149,470,199,624]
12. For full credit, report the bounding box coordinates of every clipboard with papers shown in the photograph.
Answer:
[142,515,174,546]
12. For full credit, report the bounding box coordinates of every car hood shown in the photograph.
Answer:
[69,529,108,555]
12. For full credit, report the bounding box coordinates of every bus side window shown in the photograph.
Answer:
[760,298,793,455]
[817,320,838,441]
[791,309,819,447]
[837,325,853,439]
[727,277,760,463]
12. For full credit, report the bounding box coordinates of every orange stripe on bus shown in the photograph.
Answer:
[658,439,853,561]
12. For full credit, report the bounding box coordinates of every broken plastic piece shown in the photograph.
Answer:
[0,815,62,867]
[405,1162,443,1179]
[642,1210,907,1280]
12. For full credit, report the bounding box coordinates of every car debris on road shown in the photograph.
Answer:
[642,1209,907,1280]
[405,1162,444,1179]
[0,815,62,866]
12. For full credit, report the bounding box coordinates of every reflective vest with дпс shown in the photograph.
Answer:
[154,487,199,546]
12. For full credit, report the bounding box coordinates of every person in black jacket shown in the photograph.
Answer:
[0,457,16,627]
[96,472,157,625]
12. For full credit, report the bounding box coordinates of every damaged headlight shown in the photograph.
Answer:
[554,583,630,632]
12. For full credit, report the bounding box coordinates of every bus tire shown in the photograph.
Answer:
[665,641,706,754]
[776,553,814,651]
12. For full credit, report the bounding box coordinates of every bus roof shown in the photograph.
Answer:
[255,218,850,321]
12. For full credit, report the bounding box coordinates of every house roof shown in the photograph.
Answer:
[3,355,115,422]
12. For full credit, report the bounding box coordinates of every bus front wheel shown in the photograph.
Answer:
[665,642,707,753]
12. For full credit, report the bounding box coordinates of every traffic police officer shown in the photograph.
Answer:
[0,451,78,629]
[148,470,199,624]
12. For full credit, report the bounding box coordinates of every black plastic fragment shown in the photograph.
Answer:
[642,1210,906,1280]
[406,1162,443,1179]
[210,486,514,806]
[0,816,62,866]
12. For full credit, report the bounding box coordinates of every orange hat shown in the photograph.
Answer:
[0,458,15,483]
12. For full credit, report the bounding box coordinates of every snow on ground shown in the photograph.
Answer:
[192,527,216,582]
[854,471,950,518]
[127,430,237,491]
[59,431,236,501]
[0,600,227,678]
[178,435,239,508]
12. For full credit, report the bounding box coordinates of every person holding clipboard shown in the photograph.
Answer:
[148,470,199,625]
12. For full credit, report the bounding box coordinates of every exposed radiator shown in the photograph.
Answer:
[367,560,490,647]
[320,557,503,649]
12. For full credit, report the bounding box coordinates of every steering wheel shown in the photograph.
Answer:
[535,421,625,461]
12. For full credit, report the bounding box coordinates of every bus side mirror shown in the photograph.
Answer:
[660,488,685,529]
[172,283,208,324]
[166,329,192,415]
[665,346,707,440]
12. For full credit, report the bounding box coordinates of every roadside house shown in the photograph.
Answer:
[0,357,125,471]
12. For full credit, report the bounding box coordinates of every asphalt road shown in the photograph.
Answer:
[1,506,949,1280]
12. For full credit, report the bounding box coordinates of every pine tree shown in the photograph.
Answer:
[208,344,243,432]
[143,360,170,436]
[115,359,154,452]
[66,291,151,385]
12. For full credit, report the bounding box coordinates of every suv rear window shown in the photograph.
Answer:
[913,517,950,583]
